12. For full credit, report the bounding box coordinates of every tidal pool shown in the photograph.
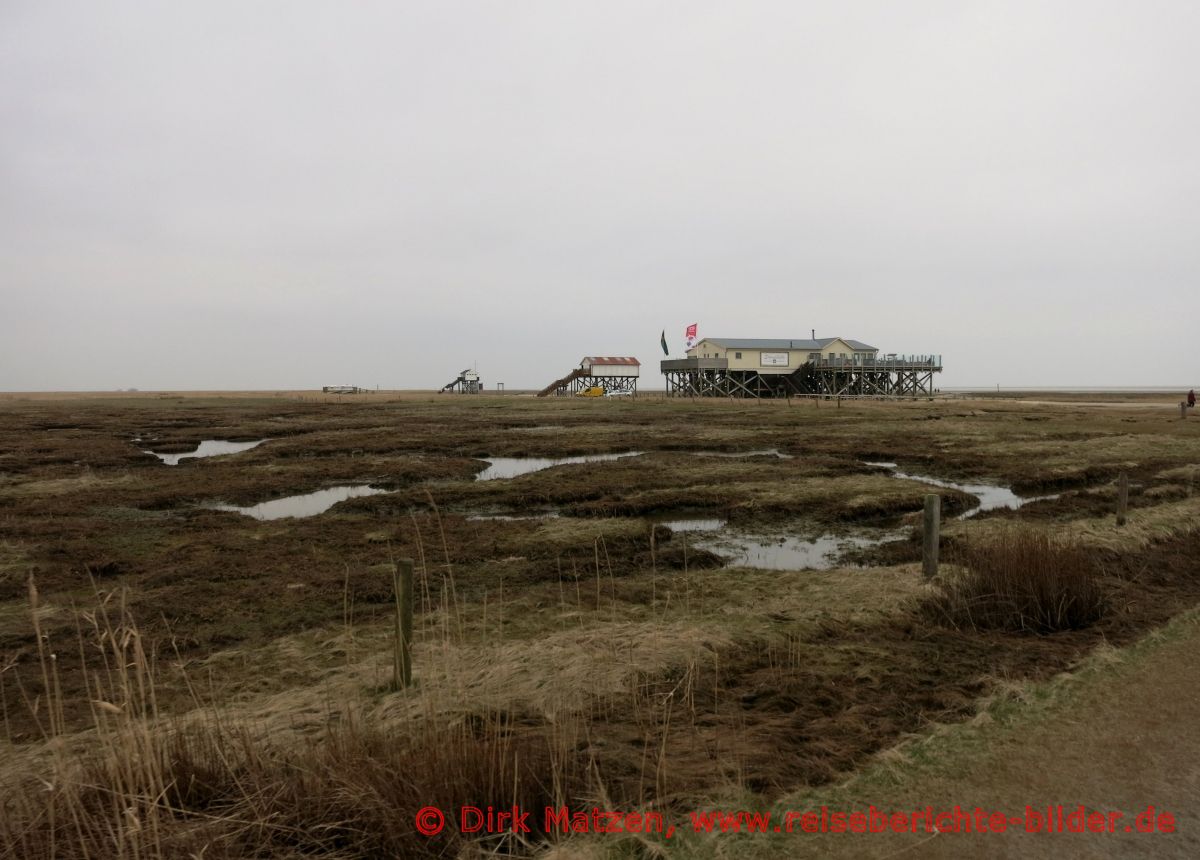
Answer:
[865,462,1057,518]
[214,485,387,520]
[693,531,890,570]
[467,512,561,521]
[689,449,794,459]
[146,439,266,465]
[474,452,641,481]
[654,516,728,532]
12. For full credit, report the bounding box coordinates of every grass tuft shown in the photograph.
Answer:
[924,528,1107,633]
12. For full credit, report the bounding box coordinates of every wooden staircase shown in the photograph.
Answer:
[536,367,586,397]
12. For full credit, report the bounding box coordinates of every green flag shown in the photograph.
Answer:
[660,330,669,356]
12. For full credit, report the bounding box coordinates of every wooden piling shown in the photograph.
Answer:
[1116,473,1128,527]
[1183,402,1188,420]
[922,494,940,579]
[392,558,414,689]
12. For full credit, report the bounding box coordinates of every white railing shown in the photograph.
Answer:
[813,354,941,368]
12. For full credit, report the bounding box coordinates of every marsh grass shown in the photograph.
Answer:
[0,513,710,859]
[1,573,598,859]
[925,528,1107,633]
[6,394,1198,857]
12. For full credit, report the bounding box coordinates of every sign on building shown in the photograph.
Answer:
[760,352,790,367]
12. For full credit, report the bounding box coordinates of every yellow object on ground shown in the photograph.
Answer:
[576,386,605,397]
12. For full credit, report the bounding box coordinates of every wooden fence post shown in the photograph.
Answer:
[392,558,414,689]
[1182,402,1188,420]
[923,494,940,579]
[1116,473,1129,527]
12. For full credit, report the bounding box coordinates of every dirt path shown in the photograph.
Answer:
[810,616,1200,858]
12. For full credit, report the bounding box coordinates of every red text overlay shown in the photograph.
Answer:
[413,804,1177,839]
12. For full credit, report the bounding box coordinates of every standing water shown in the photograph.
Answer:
[694,531,890,570]
[865,462,1057,518]
[474,452,641,481]
[213,485,386,520]
[145,439,266,465]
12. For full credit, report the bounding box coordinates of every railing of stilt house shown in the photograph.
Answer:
[811,354,942,369]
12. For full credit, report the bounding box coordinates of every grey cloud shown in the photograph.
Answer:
[2,1,1196,390]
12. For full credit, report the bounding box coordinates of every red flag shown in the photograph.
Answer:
[685,323,698,348]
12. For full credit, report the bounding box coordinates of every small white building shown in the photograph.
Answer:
[538,356,641,396]
[580,356,641,379]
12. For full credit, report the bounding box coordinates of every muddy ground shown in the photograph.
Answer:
[2,392,1198,820]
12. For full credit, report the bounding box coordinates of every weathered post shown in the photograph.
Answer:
[1182,402,1188,420]
[1116,473,1129,527]
[922,494,940,579]
[392,558,414,689]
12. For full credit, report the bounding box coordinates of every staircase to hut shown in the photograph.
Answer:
[537,368,586,397]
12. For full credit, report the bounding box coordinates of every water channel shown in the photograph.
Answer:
[145,439,266,466]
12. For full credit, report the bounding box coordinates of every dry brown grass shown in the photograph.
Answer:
[924,528,1107,633]
[0,579,596,859]
[950,495,1200,553]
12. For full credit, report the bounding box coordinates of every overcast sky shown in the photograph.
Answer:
[2,1,1197,391]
